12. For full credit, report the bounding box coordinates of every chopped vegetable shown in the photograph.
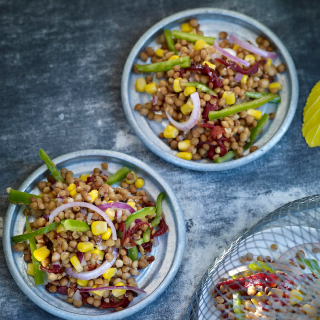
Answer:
[8,189,41,205]
[61,219,90,232]
[164,30,178,54]
[213,150,237,163]
[105,166,131,185]
[233,292,244,319]
[214,43,250,67]
[128,247,139,261]
[248,261,275,273]
[244,113,269,150]
[215,58,260,76]
[172,30,215,45]
[142,228,151,243]
[297,258,320,278]
[245,91,281,103]
[39,149,65,183]
[152,192,165,227]
[183,82,217,97]
[124,207,156,230]
[188,63,222,88]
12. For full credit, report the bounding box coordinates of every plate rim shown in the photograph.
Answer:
[121,7,299,171]
[3,149,186,319]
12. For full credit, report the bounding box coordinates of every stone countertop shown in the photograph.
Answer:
[1,0,320,319]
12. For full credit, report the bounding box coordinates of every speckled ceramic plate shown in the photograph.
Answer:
[3,150,185,320]
[121,8,298,171]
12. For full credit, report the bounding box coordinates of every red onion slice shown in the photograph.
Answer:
[152,95,158,106]
[234,73,244,82]
[79,285,147,297]
[87,212,93,223]
[66,247,117,280]
[165,92,201,133]
[48,202,117,240]
[77,252,87,267]
[230,34,277,59]
[73,290,82,301]
[57,197,64,206]
[80,207,88,216]
[278,243,320,262]
[52,261,61,269]
[98,202,135,214]
[213,43,250,67]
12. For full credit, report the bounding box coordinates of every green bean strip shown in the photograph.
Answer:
[184,82,217,96]
[172,30,215,45]
[208,94,277,120]
[8,189,41,205]
[105,166,131,185]
[244,113,269,150]
[213,150,237,163]
[135,56,191,73]
[151,192,165,227]
[124,207,156,230]
[245,91,281,103]
[26,215,44,285]
[39,149,65,183]
[164,29,177,54]
[128,247,139,261]
[12,222,59,243]
[248,261,275,273]
[233,292,244,319]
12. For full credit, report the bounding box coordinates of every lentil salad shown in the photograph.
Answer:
[9,149,168,311]
[133,18,286,163]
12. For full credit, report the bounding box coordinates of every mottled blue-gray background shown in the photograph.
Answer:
[1,0,320,319]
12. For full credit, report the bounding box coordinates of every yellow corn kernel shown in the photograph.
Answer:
[77,279,89,287]
[90,248,104,261]
[194,39,209,51]
[112,282,127,298]
[135,77,147,92]
[92,285,106,297]
[251,298,259,306]
[289,289,304,305]
[145,82,158,94]
[176,152,192,160]
[56,224,66,234]
[173,77,182,92]
[168,55,180,61]
[67,183,76,192]
[155,49,164,57]
[247,109,262,120]
[70,188,77,197]
[302,304,317,316]
[163,125,179,139]
[80,174,90,182]
[222,91,236,105]
[70,256,83,272]
[126,171,137,184]
[269,82,282,91]
[127,201,137,211]
[101,228,112,240]
[202,61,216,69]
[88,190,99,203]
[181,98,193,114]
[27,263,34,276]
[184,86,196,97]
[40,192,44,197]
[255,292,266,298]
[240,75,248,84]
[233,44,239,51]
[134,178,144,189]
[105,208,115,221]
[77,241,94,252]
[103,268,116,281]
[178,140,191,151]
[91,221,108,235]
[267,58,272,66]
[180,22,193,33]
[33,246,50,262]
[244,54,255,62]
[107,200,114,203]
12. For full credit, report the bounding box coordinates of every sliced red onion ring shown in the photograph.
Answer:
[234,73,244,82]
[79,285,147,297]
[213,43,250,67]
[52,261,61,269]
[77,252,87,267]
[73,290,82,301]
[165,92,201,133]
[278,243,320,262]
[116,209,123,219]
[80,207,88,216]
[57,197,64,206]
[87,212,93,223]
[152,95,158,106]
[48,202,117,240]
[66,247,117,280]
[43,214,49,220]
[98,202,135,214]
[230,33,277,59]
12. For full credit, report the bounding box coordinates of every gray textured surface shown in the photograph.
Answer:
[1,0,320,319]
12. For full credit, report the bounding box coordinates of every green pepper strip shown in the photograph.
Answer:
[297,258,320,278]
[9,189,42,205]
[164,30,177,54]
[12,222,59,243]
[245,91,281,103]
[143,228,151,243]
[105,166,131,185]
[172,30,215,45]
[124,207,156,230]
[244,113,269,150]
[184,82,217,97]
[26,215,44,285]
[39,149,65,183]
[134,239,144,245]
[233,292,244,319]
[61,219,90,232]
[135,56,191,73]
[208,93,278,120]
[151,192,165,227]
[213,150,237,163]
[248,261,275,273]
[128,247,139,261]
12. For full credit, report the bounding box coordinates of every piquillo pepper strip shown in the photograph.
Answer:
[164,29,177,54]
[12,222,59,243]
[9,189,42,205]
[183,82,217,97]
[208,94,277,120]
[245,91,281,103]
[105,166,131,185]
[172,30,215,45]
[135,56,191,73]
[39,149,65,183]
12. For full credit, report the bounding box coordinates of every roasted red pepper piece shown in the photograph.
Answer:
[119,221,127,246]
[99,296,130,309]
[215,58,260,76]
[202,101,217,122]
[152,218,168,238]
[217,139,227,157]
[188,63,223,88]
[40,265,63,273]
[45,283,68,295]
[141,242,152,253]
